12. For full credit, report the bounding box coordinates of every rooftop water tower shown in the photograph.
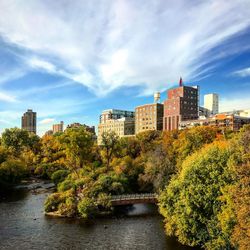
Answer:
[154,92,160,103]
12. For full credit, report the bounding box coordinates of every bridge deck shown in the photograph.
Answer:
[111,193,157,206]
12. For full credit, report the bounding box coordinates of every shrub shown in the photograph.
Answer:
[51,170,70,185]
[44,193,66,213]
[0,159,28,185]
[57,179,73,192]
[77,198,98,219]
[58,196,76,217]
[34,163,65,179]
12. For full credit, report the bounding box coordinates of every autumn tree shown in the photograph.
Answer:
[139,145,175,192]
[100,131,119,169]
[40,135,65,164]
[173,126,219,168]
[59,127,94,174]
[222,125,250,250]
[136,130,162,153]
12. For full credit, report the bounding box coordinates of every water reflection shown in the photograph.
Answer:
[0,183,194,250]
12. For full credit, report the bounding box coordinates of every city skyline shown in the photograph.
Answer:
[0,0,250,136]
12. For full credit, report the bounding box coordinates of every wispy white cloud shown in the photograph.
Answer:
[28,57,57,73]
[233,67,250,77]
[220,96,250,112]
[0,0,250,96]
[0,91,18,102]
[38,118,55,124]
[0,68,26,85]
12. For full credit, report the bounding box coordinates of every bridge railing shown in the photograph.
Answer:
[111,193,157,201]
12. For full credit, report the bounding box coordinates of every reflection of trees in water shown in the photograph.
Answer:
[113,204,159,217]
[0,187,29,202]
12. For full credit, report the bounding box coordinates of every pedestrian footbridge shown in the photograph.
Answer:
[111,193,157,206]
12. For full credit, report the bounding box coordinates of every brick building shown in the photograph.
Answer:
[179,114,250,131]
[21,109,37,134]
[163,79,199,131]
[52,121,64,134]
[135,103,163,134]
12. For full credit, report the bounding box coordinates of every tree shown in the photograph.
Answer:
[230,163,250,250]
[59,127,94,174]
[139,145,175,192]
[223,125,250,250]
[173,126,219,168]
[119,136,141,159]
[40,135,65,164]
[159,142,234,249]
[136,130,162,153]
[100,131,119,169]
[0,159,28,187]
[1,128,40,156]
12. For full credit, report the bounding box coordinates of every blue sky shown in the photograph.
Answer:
[0,0,250,136]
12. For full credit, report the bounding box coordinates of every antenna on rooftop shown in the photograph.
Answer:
[179,77,183,87]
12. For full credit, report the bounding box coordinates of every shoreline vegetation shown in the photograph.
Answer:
[0,125,249,249]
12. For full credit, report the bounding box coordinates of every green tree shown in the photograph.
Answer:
[159,142,234,249]
[173,126,219,168]
[100,131,119,169]
[59,127,94,174]
[1,128,40,156]
[0,159,28,187]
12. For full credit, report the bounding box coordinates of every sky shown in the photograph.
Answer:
[0,0,250,136]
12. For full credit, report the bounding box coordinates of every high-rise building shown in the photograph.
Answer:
[21,109,37,134]
[52,121,64,134]
[135,93,164,134]
[163,79,199,131]
[204,93,219,115]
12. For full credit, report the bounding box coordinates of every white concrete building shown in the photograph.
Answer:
[204,93,219,115]
[98,117,135,145]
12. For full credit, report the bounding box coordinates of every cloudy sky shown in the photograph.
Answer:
[0,0,250,135]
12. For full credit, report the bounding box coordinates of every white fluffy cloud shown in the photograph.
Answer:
[0,0,250,95]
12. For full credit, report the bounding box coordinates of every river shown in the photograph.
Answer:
[0,180,193,250]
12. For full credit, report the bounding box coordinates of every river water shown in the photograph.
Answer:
[0,181,193,250]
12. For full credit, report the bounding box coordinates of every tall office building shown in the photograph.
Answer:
[135,93,164,134]
[163,79,199,131]
[21,109,37,134]
[204,93,219,115]
[53,121,64,134]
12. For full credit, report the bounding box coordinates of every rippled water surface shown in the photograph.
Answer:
[0,181,193,250]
